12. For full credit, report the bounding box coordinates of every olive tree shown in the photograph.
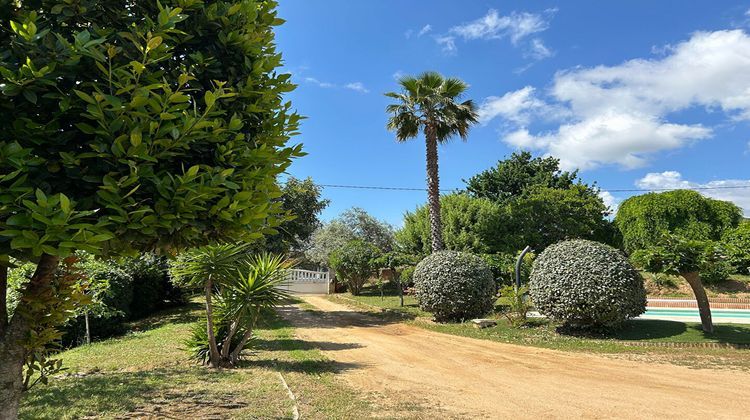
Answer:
[0,1,300,416]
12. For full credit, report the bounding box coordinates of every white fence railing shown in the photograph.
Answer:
[281,269,331,294]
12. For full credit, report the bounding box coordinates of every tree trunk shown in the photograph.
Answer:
[682,271,714,333]
[424,125,443,252]
[397,279,404,307]
[204,277,221,367]
[221,320,238,360]
[0,254,59,420]
[229,326,253,365]
[84,311,91,345]
[1,265,7,335]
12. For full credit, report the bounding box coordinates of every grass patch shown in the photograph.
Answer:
[20,300,374,419]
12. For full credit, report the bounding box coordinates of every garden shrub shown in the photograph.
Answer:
[399,265,416,287]
[699,260,732,284]
[723,222,750,274]
[481,252,535,287]
[413,251,496,322]
[529,239,646,330]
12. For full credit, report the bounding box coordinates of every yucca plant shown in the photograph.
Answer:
[172,246,292,367]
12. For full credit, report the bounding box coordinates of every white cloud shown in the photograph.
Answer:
[450,9,549,44]
[483,29,750,170]
[392,70,405,81]
[435,35,457,54]
[344,82,370,93]
[436,9,555,58]
[418,24,432,37]
[478,86,548,125]
[303,77,369,94]
[636,171,750,215]
[527,38,553,59]
[598,190,619,212]
[304,77,334,89]
[404,29,414,39]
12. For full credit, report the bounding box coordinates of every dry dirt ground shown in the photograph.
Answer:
[279,295,750,420]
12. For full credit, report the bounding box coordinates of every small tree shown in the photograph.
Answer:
[631,235,722,333]
[305,208,394,267]
[329,240,381,296]
[373,252,418,306]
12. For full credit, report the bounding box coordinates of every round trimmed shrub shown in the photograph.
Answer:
[529,239,646,329]
[413,251,496,322]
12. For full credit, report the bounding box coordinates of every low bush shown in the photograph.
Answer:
[699,260,732,284]
[723,222,750,274]
[530,239,646,330]
[413,251,495,322]
[399,265,416,287]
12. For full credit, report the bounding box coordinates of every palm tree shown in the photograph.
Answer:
[385,72,478,252]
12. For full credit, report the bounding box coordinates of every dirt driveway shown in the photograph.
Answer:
[279,296,750,419]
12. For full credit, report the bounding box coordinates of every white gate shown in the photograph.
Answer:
[281,269,331,294]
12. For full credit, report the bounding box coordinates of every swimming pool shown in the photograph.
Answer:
[641,308,750,323]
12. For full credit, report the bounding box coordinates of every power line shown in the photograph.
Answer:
[305,182,750,193]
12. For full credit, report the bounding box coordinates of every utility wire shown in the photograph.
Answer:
[306,183,750,193]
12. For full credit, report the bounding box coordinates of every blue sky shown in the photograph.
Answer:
[276,1,750,226]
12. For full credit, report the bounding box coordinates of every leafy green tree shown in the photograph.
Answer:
[329,240,381,296]
[305,208,394,266]
[0,1,300,415]
[465,151,583,204]
[506,185,618,250]
[615,190,742,253]
[385,72,479,252]
[631,235,725,333]
[397,193,504,256]
[264,177,330,254]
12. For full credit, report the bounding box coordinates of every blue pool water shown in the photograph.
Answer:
[644,308,750,319]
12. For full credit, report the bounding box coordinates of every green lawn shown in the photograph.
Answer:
[20,300,374,419]
[328,287,750,370]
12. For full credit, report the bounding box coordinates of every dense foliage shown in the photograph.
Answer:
[722,221,750,275]
[615,190,742,253]
[530,240,646,329]
[398,193,503,255]
[264,177,330,255]
[329,240,382,296]
[465,152,582,205]
[413,251,495,322]
[305,208,394,267]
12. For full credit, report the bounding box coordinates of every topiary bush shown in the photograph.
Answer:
[529,239,646,330]
[413,251,496,322]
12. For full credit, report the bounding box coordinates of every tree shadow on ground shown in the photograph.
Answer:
[602,320,688,340]
[22,369,165,417]
[255,337,363,352]
[242,358,363,374]
[276,304,411,330]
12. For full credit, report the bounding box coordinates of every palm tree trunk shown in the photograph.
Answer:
[221,320,239,360]
[204,276,222,367]
[681,271,714,333]
[0,254,59,420]
[425,125,444,252]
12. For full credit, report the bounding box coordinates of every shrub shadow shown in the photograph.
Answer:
[255,337,363,352]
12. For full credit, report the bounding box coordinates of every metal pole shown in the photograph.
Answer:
[515,245,532,290]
